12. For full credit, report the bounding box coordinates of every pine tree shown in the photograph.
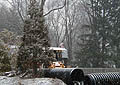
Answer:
[17,0,55,76]
[0,40,11,72]
[75,0,120,68]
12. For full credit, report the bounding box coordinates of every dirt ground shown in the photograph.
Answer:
[0,76,66,85]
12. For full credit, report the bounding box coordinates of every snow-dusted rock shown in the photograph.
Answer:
[0,76,66,85]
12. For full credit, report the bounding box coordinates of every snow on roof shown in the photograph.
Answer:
[8,45,67,51]
[8,45,18,49]
[49,47,67,51]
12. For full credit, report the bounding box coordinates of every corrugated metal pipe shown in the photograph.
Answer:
[84,72,120,85]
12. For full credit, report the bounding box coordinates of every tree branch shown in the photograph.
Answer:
[43,0,66,16]
[6,0,24,22]
[6,0,14,7]
[17,2,24,22]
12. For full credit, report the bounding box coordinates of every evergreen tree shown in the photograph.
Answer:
[75,0,120,68]
[0,40,11,72]
[17,0,55,75]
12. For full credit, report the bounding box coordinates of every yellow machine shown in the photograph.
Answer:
[49,61,65,68]
[48,47,68,68]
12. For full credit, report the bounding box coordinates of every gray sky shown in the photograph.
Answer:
[0,0,4,3]
[0,0,11,7]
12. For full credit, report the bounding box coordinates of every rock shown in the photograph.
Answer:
[0,76,66,85]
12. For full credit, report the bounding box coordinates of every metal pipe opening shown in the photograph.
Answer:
[71,69,84,82]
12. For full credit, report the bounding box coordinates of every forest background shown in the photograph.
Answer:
[0,0,120,72]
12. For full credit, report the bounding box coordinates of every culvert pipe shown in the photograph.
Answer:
[43,68,84,85]
[84,72,120,85]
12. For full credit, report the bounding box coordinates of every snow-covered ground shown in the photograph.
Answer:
[0,76,66,85]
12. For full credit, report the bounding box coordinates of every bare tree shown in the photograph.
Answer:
[0,4,22,34]
[46,0,66,46]
[46,0,88,64]
[6,0,66,22]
